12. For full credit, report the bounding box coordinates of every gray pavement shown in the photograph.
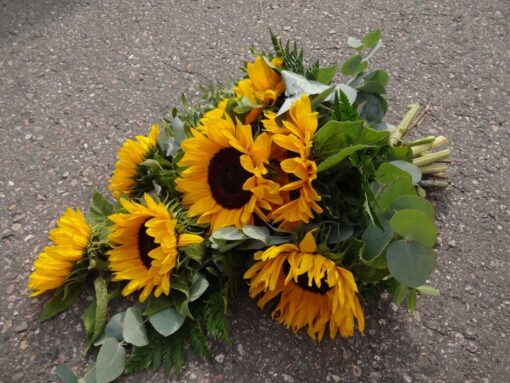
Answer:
[0,0,509,382]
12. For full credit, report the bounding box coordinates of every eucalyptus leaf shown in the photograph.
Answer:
[211,227,246,241]
[122,307,148,347]
[242,225,270,243]
[325,84,357,105]
[347,36,363,50]
[376,176,416,210]
[312,64,337,84]
[149,307,186,337]
[94,312,125,346]
[391,195,434,218]
[389,160,422,185]
[390,209,437,247]
[386,240,437,288]
[143,296,173,317]
[375,162,412,185]
[363,30,381,49]
[361,220,393,269]
[54,364,78,383]
[95,338,125,383]
[77,364,96,383]
[341,55,367,76]
[357,93,387,123]
[189,274,209,302]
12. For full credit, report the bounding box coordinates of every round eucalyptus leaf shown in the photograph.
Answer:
[189,274,209,302]
[386,240,437,288]
[149,307,186,337]
[391,195,434,218]
[390,209,437,247]
[122,307,148,347]
[390,160,422,185]
[95,338,125,383]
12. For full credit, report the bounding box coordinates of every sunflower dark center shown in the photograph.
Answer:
[137,221,157,269]
[283,261,332,295]
[208,148,251,209]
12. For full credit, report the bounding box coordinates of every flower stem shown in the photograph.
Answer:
[390,103,420,146]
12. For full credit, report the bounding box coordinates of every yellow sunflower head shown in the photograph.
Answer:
[107,193,203,302]
[235,55,285,107]
[109,124,160,198]
[175,113,282,233]
[244,232,365,341]
[28,208,92,296]
[262,95,322,227]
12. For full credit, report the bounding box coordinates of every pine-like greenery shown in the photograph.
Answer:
[124,290,230,376]
[331,90,360,122]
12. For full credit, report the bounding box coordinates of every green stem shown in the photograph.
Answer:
[390,103,420,146]
[420,163,449,174]
[413,149,451,167]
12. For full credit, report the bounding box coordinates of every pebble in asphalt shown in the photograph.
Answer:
[0,0,508,382]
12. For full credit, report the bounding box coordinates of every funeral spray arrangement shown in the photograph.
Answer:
[29,31,451,382]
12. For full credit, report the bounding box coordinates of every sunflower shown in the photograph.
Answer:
[262,95,323,227]
[244,232,364,340]
[28,208,91,296]
[109,124,160,198]
[235,56,285,123]
[175,113,282,233]
[107,193,203,302]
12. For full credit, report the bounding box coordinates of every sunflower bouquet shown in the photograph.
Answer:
[29,30,451,382]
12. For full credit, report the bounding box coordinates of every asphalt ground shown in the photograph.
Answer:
[0,0,508,382]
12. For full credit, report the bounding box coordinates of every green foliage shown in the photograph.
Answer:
[96,338,126,383]
[270,30,305,75]
[205,290,232,345]
[84,277,110,352]
[40,277,85,322]
[331,90,360,122]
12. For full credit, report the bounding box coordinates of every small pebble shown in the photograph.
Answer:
[215,353,225,363]
[11,223,22,231]
[15,321,28,332]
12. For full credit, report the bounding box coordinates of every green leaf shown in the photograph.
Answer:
[241,225,269,243]
[364,70,389,86]
[82,300,97,347]
[123,307,149,347]
[347,36,363,50]
[361,219,393,268]
[189,274,209,302]
[358,81,385,94]
[87,190,113,225]
[390,209,437,247]
[407,289,417,311]
[391,195,434,218]
[313,64,337,84]
[314,120,364,154]
[95,338,125,383]
[341,55,368,76]
[94,312,126,346]
[416,285,440,296]
[144,296,173,317]
[386,240,437,288]
[394,284,410,305]
[85,278,109,351]
[389,160,422,185]
[211,227,246,241]
[375,162,412,185]
[40,283,84,322]
[363,30,381,49]
[317,144,368,173]
[183,243,205,263]
[357,93,387,123]
[77,364,96,383]
[54,364,78,383]
[149,307,186,337]
[376,176,416,210]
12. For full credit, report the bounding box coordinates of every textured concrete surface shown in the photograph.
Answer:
[0,0,509,382]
